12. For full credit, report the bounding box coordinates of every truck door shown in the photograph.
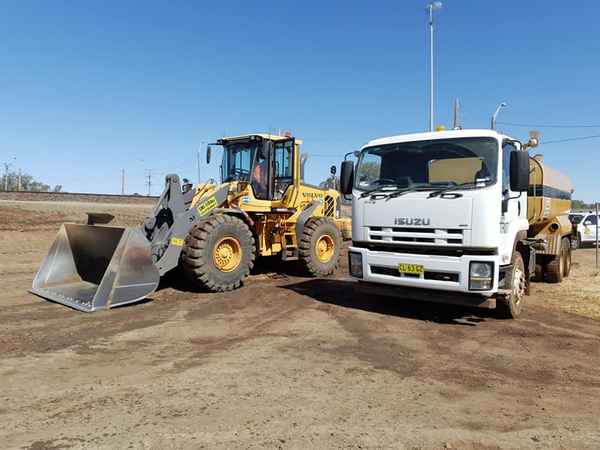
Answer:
[583,214,598,243]
[500,141,527,256]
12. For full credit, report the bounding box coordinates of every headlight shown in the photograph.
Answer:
[469,262,493,291]
[349,252,363,278]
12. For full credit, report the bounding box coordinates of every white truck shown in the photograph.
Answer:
[340,129,574,318]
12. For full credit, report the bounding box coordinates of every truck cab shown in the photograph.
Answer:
[340,129,573,318]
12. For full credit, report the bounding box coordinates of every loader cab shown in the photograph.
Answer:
[216,134,297,202]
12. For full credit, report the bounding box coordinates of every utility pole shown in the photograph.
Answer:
[596,202,600,271]
[121,168,126,195]
[426,2,442,132]
[17,168,22,191]
[146,169,152,196]
[3,163,9,191]
[491,102,507,130]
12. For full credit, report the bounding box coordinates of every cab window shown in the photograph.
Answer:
[273,140,293,200]
[585,215,598,226]
[502,141,517,194]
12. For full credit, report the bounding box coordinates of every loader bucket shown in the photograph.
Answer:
[31,224,160,312]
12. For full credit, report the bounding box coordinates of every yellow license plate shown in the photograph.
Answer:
[398,263,424,276]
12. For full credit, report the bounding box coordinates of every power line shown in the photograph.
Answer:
[542,134,600,145]
[498,121,600,129]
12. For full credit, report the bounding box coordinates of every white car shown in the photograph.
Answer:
[569,212,599,248]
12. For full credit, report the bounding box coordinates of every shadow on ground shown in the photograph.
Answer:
[155,256,308,294]
[282,278,498,326]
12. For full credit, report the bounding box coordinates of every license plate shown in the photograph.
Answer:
[398,263,424,276]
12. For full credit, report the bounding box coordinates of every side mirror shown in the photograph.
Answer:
[510,151,529,192]
[340,160,354,195]
[206,145,212,164]
[330,165,337,175]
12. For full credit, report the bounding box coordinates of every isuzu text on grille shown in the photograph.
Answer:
[394,218,431,226]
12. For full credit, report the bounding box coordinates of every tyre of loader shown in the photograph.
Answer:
[31,223,160,312]
[182,215,256,292]
[299,218,341,276]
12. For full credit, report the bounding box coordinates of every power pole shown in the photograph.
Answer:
[426,2,443,132]
[17,168,22,191]
[121,168,126,195]
[146,169,152,196]
[3,163,9,191]
[596,202,600,270]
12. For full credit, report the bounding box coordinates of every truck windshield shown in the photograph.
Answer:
[354,137,499,192]
[221,143,257,182]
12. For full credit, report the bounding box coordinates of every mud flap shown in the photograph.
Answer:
[31,224,160,312]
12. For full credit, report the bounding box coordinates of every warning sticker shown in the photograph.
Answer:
[197,196,218,216]
[170,237,185,247]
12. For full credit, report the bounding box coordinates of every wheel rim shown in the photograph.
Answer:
[315,234,335,263]
[513,266,526,307]
[213,237,242,272]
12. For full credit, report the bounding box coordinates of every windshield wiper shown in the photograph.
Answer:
[359,184,404,198]
[427,181,486,198]
[383,186,432,200]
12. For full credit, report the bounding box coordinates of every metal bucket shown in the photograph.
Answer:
[31,224,160,312]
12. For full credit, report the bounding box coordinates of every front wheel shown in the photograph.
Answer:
[298,218,342,277]
[497,252,526,319]
[182,215,255,292]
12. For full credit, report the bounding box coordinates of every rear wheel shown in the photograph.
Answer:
[497,252,526,319]
[546,237,569,283]
[562,238,572,278]
[182,215,255,291]
[299,218,341,277]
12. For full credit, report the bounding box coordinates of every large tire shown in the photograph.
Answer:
[562,238,572,278]
[497,252,526,319]
[299,218,342,277]
[546,238,569,284]
[182,215,255,292]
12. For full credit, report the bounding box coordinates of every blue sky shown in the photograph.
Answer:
[1,1,598,201]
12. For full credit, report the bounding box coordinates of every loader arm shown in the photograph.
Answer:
[144,174,230,276]
[31,174,230,312]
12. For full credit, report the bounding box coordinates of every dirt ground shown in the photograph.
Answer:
[1,200,600,450]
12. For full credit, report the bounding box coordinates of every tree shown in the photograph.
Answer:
[0,170,55,192]
[572,199,594,211]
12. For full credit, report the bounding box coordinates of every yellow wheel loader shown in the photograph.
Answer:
[31,133,351,312]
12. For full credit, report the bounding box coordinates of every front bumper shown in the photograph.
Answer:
[348,246,500,306]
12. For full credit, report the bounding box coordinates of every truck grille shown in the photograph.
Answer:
[368,226,464,246]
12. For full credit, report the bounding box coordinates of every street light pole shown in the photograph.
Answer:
[426,2,442,132]
[491,102,508,130]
